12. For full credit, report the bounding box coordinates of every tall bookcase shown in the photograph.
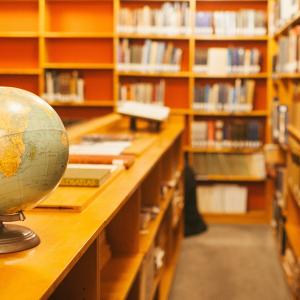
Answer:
[0,0,272,224]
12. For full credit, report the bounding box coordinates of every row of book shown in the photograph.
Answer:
[195,10,266,36]
[194,48,261,74]
[43,70,84,103]
[119,80,165,105]
[275,26,300,73]
[194,80,255,112]
[272,0,300,31]
[197,184,248,214]
[118,39,182,72]
[191,120,262,149]
[193,153,266,179]
[118,3,190,35]
[272,97,288,145]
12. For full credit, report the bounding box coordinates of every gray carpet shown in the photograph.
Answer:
[169,225,291,300]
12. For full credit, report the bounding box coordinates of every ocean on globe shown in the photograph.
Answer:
[0,87,69,214]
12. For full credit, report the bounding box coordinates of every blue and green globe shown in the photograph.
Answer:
[0,87,69,214]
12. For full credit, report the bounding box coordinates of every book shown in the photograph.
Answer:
[194,47,261,74]
[60,164,112,187]
[193,79,255,112]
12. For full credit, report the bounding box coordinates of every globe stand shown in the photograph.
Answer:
[0,211,40,254]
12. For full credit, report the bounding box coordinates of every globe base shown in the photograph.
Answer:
[0,211,40,254]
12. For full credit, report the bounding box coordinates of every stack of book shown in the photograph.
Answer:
[119,80,165,105]
[195,10,266,36]
[194,79,255,112]
[275,26,300,73]
[118,3,190,35]
[272,97,288,145]
[118,39,183,72]
[193,152,266,179]
[194,47,261,74]
[191,120,262,149]
[273,0,300,30]
[43,70,84,103]
[196,184,248,214]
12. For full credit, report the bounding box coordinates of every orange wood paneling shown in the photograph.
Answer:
[0,75,39,94]
[0,2,38,33]
[54,106,113,120]
[45,1,113,33]
[165,78,189,108]
[0,38,38,68]
[45,38,113,64]
[196,1,267,12]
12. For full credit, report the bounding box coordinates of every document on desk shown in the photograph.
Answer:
[69,141,131,156]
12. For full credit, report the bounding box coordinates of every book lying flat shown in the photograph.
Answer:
[60,164,112,187]
[68,154,135,169]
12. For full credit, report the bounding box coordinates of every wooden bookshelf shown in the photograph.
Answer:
[0,114,184,299]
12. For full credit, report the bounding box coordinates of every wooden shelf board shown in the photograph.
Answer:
[139,188,175,254]
[100,254,144,300]
[184,146,262,154]
[170,108,190,115]
[196,175,266,182]
[273,73,300,79]
[43,63,114,70]
[288,125,300,143]
[190,110,268,117]
[49,100,114,107]
[0,32,39,38]
[274,11,300,38]
[0,68,41,75]
[117,71,190,78]
[194,73,268,79]
[203,211,267,224]
[44,32,114,38]
[118,33,189,40]
[195,35,268,41]
[286,224,300,259]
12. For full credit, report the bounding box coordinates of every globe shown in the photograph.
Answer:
[0,87,69,214]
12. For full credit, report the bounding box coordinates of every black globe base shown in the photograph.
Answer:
[0,211,40,254]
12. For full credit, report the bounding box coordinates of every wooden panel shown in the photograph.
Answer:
[45,38,113,64]
[196,1,267,11]
[0,38,38,68]
[0,1,38,33]
[49,239,100,300]
[0,75,39,95]
[165,78,189,109]
[45,1,113,33]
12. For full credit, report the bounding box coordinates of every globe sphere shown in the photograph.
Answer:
[0,87,69,214]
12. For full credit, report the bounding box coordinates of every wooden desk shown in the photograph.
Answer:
[0,114,184,300]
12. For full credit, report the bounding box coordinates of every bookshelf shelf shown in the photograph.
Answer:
[288,125,300,144]
[0,32,39,38]
[195,35,268,41]
[286,224,300,259]
[117,33,190,40]
[117,71,190,78]
[193,73,268,79]
[184,146,263,154]
[0,68,41,75]
[49,100,114,107]
[190,110,268,117]
[44,32,114,38]
[273,73,300,79]
[274,11,300,38]
[196,175,266,182]
[43,63,114,70]
[101,254,144,300]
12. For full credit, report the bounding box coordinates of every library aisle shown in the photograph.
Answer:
[170,225,291,300]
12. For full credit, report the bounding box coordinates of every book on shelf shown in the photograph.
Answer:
[119,80,165,105]
[118,39,182,72]
[43,70,84,103]
[291,83,300,130]
[191,119,262,149]
[272,97,288,145]
[196,184,248,214]
[118,2,191,35]
[60,164,113,187]
[193,79,255,112]
[193,152,266,179]
[195,10,266,36]
[275,26,300,73]
[193,47,261,74]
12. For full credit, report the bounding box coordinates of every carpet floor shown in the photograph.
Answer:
[169,224,291,300]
